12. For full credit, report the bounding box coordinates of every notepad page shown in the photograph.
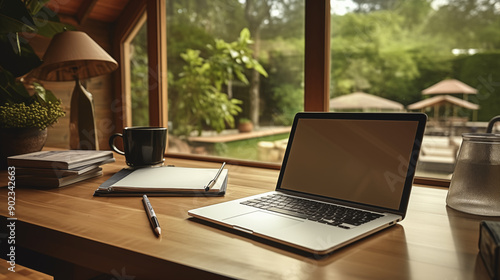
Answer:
[110,166,227,191]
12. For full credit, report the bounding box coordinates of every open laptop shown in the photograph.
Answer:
[188,112,427,255]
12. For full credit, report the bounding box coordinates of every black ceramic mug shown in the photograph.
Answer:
[109,127,167,167]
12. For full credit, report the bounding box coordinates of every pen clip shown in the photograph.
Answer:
[204,162,226,191]
[204,179,215,191]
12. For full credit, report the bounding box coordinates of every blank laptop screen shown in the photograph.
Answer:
[279,118,419,210]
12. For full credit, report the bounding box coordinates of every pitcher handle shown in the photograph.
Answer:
[487,116,500,133]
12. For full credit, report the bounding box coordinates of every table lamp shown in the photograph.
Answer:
[33,31,118,150]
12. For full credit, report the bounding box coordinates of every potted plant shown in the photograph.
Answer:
[238,118,253,133]
[0,0,70,167]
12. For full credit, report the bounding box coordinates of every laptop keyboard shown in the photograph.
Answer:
[240,193,383,229]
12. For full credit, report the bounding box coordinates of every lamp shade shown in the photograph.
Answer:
[34,31,118,81]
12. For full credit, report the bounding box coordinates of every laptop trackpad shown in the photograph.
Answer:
[223,211,303,232]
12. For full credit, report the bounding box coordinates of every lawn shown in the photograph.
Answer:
[213,133,290,161]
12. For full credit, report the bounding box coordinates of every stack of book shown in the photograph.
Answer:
[8,150,115,188]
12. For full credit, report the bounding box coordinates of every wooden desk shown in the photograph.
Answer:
[0,155,495,279]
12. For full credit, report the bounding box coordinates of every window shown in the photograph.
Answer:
[128,15,149,126]
[121,1,327,167]
[122,1,330,168]
[123,0,495,185]
[330,0,500,182]
[163,0,307,164]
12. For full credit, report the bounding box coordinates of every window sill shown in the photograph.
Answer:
[167,152,451,188]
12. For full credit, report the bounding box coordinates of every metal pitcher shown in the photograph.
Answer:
[446,116,500,216]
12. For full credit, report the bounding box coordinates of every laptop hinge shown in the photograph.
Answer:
[275,189,401,216]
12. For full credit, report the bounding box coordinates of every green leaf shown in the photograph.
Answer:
[0,70,31,104]
[28,0,51,16]
[253,63,268,77]
[0,36,42,77]
[32,86,58,105]
[239,28,250,42]
[229,49,239,59]
[10,33,21,55]
[43,88,59,103]
[0,0,36,34]
[235,71,249,84]
[33,6,75,37]
[241,55,250,64]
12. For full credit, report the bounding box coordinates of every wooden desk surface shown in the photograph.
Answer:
[0,155,495,279]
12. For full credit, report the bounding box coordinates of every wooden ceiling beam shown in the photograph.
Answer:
[77,0,99,25]
[113,0,146,41]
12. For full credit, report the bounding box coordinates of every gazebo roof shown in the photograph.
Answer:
[407,95,479,110]
[422,79,477,95]
[329,92,404,111]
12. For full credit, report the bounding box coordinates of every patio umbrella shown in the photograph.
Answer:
[407,95,479,120]
[329,92,404,111]
[422,79,477,95]
[407,95,479,110]
[417,79,479,120]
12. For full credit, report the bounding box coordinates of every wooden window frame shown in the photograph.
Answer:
[113,0,167,129]
[114,0,446,186]
[121,13,147,127]
[146,0,168,127]
[112,0,146,130]
[304,0,330,112]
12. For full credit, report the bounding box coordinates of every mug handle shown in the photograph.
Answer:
[109,133,125,155]
[487,116,500,133]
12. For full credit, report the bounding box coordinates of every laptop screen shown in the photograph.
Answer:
[278,113,425,211]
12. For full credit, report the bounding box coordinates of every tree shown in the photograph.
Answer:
[330,5,453,105]
[244,0,272,127]
[170,48,242,138]
[352,0,400,12]
[243,0,306,126]
[163,0,305,129]
[167,0,246,42]
[259,37,304,126]
[170,29,267,138]
[425,0,500,50]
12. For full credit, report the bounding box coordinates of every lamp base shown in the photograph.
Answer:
[70,79,99,150]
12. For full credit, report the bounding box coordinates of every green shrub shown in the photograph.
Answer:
[0,101,65,130]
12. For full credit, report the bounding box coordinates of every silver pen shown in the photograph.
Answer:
[142,194,161,236]
[205,162,226,191]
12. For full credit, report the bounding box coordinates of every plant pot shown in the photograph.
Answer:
[238,122,253,133]
[0,127,47,169]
